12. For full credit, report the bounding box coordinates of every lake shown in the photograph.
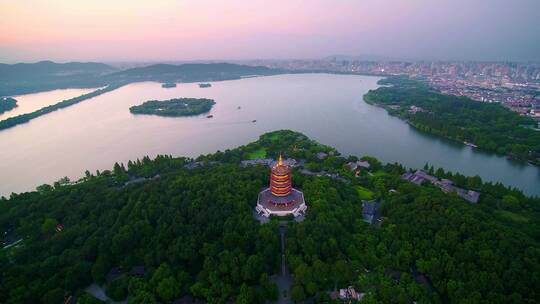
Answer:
[0,74,539,196]
[0,87,97,120]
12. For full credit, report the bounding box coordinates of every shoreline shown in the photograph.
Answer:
[364,93,540,168]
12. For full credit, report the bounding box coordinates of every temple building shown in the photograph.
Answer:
[255,155,307,219]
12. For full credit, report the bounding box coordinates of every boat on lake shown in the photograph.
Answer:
[463,141,478,148]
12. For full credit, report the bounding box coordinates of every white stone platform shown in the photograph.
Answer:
[255,188,307,218]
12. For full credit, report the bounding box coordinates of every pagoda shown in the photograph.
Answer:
[255,155,307,219]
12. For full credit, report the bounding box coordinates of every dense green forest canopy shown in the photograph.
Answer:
[1,130,539,303]
[129,98,215,117]
[364,77,540,165]
[0,97,17,114]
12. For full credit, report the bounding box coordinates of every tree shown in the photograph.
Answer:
[150,263,173,287]
[91,256,109,284]
[130,290,157,304]
[41,288,63,304]
[156,276,180,301]
[467,175,482,189]
[78,293,104,304]
[105,276,129,301]
[291,284,306,301]
[53,176,70,188]
[501,195,520,211]
[236,283,254,304]
[36,184,53,193]
[41,218,58,235]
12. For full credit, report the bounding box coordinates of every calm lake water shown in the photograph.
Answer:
[0,74,539,196]
[0,87,97,120]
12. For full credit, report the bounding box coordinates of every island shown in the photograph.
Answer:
[0,97,17,114]
[1,130,538,303]
[129,98,215,117]
[364,76,540,165]
[0,62,280,130]
[198,83,211,88]
[161,82,176,88]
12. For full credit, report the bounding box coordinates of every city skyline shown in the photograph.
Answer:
[1,0,540,63]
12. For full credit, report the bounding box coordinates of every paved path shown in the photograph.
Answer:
[280,225,286,276]
[274,221,293,304]
[85,283,127,304]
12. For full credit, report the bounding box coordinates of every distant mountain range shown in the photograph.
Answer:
[0,61,281,96]
[0,61,116,96]
[0,60,115,79]
[105,62,279,82]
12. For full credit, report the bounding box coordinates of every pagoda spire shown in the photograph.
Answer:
[270,154,292,197]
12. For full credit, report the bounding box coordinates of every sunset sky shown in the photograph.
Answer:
[1,0,539,62]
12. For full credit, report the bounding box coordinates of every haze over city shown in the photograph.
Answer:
[1,0,540,63]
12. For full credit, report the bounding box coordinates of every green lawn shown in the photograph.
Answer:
[372,171,388,177]
[246,149,267,159]
[355,186,374,200]
[496,210,529,223]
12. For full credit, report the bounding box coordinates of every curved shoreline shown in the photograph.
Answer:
[0,74,538,197]
[363,79,540,167]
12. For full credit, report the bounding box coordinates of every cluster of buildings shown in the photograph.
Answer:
[401,170,480,203]
[249,59,540,124]
[408,105,426,114]
[346,160,371,172]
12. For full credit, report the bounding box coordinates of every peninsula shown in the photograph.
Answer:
[364,77,540,165]
[129,98,215,117]
[1,130,538,303]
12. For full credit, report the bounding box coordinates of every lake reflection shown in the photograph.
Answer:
[0,74,538,196]
[0,87,97,120]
